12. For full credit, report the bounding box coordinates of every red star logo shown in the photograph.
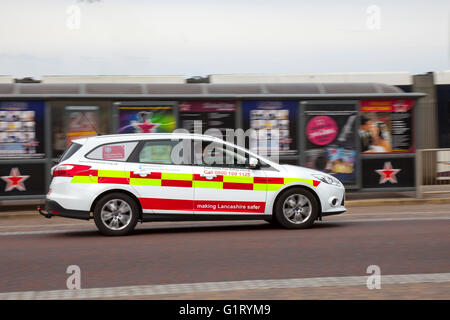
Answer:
[135,120,159,133]
[1,167,29,192]
[375,162,401,184]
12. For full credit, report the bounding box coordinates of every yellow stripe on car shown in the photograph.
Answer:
[129,178,162,186]
[71,176,98,184]
[98,170,130,178]
[193,181,223,189]
[161,172,193,181]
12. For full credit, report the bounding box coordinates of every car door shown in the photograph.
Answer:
[126,139,194,215]
[192,139,268,215]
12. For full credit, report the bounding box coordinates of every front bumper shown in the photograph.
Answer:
[316,182,346,216]
[322,210,345,217]
[38,200,91,220]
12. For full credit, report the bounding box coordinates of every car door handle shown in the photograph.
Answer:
[200,173,217,180]
[134,170,152,177]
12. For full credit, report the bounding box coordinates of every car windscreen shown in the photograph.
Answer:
[59,143,82,162]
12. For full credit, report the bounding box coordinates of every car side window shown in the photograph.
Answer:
[135,139,191,165]
[86,141,138,161]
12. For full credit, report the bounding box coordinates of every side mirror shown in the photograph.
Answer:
[249,157,260,169]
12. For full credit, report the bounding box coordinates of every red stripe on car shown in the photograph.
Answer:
[223,182,253,190]
[130,171,162,179]
[193,174,224,182]
[139,198,193,210]
[253,177,284,184]
[253,177,267,184]
[98,177,129,184]
[75,169,98,177]
[139,198,265,213]
[161,180,193,188]
[194,200,265,213]
[266,177,284,184]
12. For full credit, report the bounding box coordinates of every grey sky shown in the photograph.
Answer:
[0,0,449,78]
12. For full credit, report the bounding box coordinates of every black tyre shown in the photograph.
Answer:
[93,193,139,236]
[265,218,281,227]
[274,187,319,229]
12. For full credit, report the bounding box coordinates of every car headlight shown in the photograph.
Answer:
[312,174,342,187]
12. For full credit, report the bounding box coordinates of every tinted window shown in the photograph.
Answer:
[136,140,190,165]
[59,143,82,162]
[86,142,138,161]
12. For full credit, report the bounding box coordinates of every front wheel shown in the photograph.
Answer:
[93,193,139,236]
[274,188,319,229]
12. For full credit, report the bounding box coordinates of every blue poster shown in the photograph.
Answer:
[242,100,298,156]
[0,101,45,159]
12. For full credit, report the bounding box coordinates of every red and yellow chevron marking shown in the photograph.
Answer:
[70,170,320,191]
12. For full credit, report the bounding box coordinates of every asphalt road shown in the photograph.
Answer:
[0,203,449,299]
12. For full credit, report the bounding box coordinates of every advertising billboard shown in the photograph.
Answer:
[179,101,236,135]
[0,163,47,196]
[360,99,414,153]
[118,102,176,134]
[242,100,298,156]
[437,150,450,180]
[0,101,45,159]
[362,157,415,188]
[304,104,358,185]
[66,106,99,146]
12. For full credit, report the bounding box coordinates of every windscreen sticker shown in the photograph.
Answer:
[102,145,125,160]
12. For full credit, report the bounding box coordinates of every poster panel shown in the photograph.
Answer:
[304,104,358,185]
[0,101,45,159]
[360,99,414,153]
[242,100,298,156]
[66,106,99,146]
[179,101,236,136]
[0,163,46,196]
[362,157,415,188]
[437,150,450,180]
[118,103,176,134]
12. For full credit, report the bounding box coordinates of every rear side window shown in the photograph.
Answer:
[86,142,138,161]
[59,143,82,162]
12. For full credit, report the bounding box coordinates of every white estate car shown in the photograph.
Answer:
[38,133,346,236]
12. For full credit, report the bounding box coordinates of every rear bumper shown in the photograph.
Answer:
[38,200,90,220]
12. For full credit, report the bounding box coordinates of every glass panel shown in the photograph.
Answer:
[59,142,82,162]
[137,140,189,165]
[87,142,138,161]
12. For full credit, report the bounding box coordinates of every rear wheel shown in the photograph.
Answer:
[274,188,319,229]
[93,193,139,236]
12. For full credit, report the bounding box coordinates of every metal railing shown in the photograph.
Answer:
[416,148,450,198]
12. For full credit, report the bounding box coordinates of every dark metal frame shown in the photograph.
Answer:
[0,92,424,201]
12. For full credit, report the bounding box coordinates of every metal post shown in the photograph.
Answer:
[416,149,423,198]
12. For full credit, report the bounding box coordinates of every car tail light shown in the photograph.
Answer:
[53,164,92,177]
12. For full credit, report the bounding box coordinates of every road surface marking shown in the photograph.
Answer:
[0,216,449,236]
[326,217,450,223]
[0,273,449,300]
[345,211,450,216]
[0,223,88,229]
